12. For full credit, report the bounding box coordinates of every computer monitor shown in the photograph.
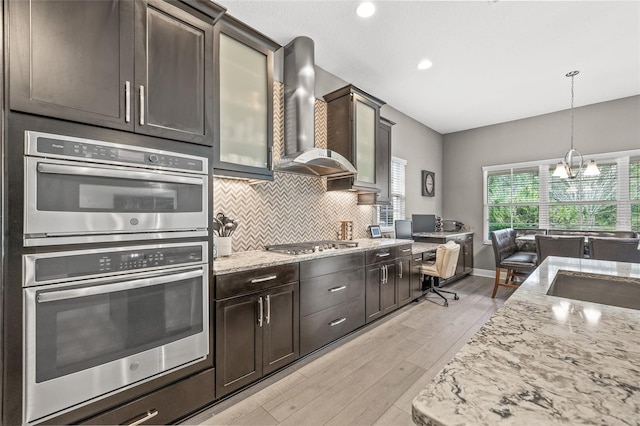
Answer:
[394,220,413,239]
[412,214,436,233]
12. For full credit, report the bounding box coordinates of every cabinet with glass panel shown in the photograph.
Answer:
[324,85,386,193]
[213,17,279,180]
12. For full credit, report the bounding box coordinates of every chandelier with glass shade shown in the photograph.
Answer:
[552,71,600,180]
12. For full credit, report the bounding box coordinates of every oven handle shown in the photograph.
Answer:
[37,163,204,186]
[37,268,203,303]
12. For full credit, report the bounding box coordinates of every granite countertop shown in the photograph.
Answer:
[412,256,640,425]
[213,238,438,275]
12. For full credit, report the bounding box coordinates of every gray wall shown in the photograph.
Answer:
[442,95,640,272]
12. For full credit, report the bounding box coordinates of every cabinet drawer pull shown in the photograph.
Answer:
[401,248,411,253]
[251,275,277,284]
[328,285,347,293]
[376,252,390,258]
[139,85,145,126]
[414,257,422,262]
[257,296,263,327]
[265,295,271,325]
[129,410,158,426]
[329,317,347,327]
[125,81,131,123]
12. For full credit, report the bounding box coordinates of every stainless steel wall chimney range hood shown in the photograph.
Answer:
[275,37,357,178]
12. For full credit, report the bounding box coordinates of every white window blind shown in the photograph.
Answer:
[631,157,640,231]
[379,157,406,227]
[485,167,539,239]
[482,149,640,242]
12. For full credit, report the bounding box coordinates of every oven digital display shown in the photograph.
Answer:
[117,149,145,163]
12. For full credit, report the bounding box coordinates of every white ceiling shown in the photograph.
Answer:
[218,0,640,134]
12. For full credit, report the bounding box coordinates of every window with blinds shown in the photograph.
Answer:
[378,157,406,227]
[631,158,640,231]
[486,168,539,236]
[482,150,640,242]
[548,162,617,230]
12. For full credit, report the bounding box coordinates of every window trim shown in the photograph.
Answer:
[482,149,640,244]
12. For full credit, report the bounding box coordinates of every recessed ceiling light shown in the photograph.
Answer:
[356,2,375,18]
[417,59,433,70]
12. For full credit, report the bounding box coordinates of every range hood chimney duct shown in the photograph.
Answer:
[275,36,356,178]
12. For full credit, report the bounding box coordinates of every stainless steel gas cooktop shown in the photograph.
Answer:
[264,240,359,255]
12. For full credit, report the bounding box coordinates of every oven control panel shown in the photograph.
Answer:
[25,131,207,174]
[32,244,206,284]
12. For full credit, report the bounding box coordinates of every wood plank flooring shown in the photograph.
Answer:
[187,275,513,426]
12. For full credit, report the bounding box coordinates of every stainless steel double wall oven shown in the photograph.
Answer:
[21,131,210,424]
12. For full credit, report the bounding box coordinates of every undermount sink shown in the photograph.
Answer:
[547,270,640,310]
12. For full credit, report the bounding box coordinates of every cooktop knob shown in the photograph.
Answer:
[149,154,159,163]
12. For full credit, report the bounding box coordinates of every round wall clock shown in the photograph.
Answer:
[422,170,435,197]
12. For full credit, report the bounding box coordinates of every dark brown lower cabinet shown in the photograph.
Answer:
[365,260,398,322]
[83,369,215,425]
[299,253,366,356]
[397,254,414,307]
[215,282,299,398]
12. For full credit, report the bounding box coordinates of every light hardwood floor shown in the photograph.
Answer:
[187,275,513,426]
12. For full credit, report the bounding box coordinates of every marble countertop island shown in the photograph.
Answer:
[412,256,640,425]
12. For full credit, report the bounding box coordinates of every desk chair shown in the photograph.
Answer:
[394,219,413,240]
[421,241,460,307]
[535,235,585,264]
[588,237,640,263]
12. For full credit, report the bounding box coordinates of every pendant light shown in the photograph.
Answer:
[552,71,600,179]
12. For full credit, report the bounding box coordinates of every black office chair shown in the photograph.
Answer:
[588,237,640,263]
[535,235,585,264]
[394,219,413,240]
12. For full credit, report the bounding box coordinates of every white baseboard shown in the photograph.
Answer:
[472,268,496,278]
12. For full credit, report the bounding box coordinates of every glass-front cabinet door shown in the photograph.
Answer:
[213,19,278,181]
[355,98,376,185]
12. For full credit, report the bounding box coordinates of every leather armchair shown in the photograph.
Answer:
[490,228,537,298]
[588,237,640,263]
[535,235,585,264]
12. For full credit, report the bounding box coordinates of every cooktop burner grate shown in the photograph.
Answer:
[264,240,359,255]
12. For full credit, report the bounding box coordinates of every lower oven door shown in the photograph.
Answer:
[23,266,209,424]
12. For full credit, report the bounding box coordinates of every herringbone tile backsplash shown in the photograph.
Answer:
[213,82,375,252]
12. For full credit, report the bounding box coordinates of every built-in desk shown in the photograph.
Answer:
[412,231,474,283]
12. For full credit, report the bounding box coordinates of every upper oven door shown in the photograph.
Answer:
[24,156,208,243]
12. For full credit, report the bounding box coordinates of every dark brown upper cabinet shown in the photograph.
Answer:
[358,117,395,205]
[324,85,386,193]
[9,0,219,145]
[213,16,279,180]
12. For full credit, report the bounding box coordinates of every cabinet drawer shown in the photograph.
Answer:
[300,267,365,316]
[300,252,365,280]
[396,244,413,257]
[300,298,365,356]
[366,246,397,265]
[215,263,298,299]
[83,369,215,425]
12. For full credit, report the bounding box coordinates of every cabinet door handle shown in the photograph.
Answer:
[329,317,347,327]
[139,85,145,126]
[128,410,159,426]
[265,294,271,325]
[251,275,277,284]
[329,285,347,293]
[257,296,263,327]
[125,81,131,123]
[398,261,403,278]
[376,253,390,258]
[268,146,273,170]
